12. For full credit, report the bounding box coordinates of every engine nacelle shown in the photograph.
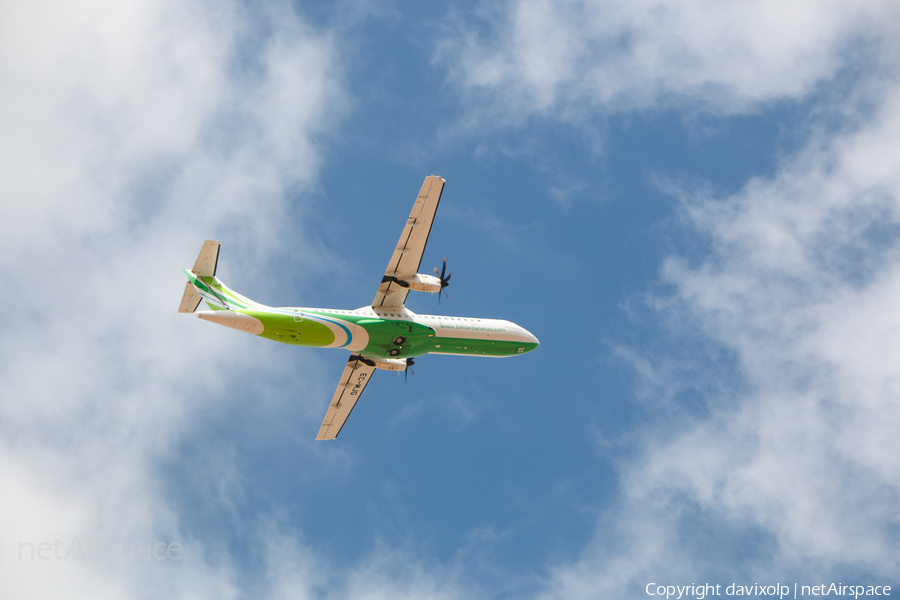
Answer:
[354,356,408,371]
[401,273,442,293]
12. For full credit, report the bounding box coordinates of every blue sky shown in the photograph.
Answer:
[3,0,900,598]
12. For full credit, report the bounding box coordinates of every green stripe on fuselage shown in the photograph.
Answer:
[428,337,539,357]
[183,270,250,311]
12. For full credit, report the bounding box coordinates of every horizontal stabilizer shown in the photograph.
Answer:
[192,240,220,277]
[196,310,264,335]
[178,281,202,313]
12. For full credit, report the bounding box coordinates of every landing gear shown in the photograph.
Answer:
[389,348,401,357]
[393,336,406,345]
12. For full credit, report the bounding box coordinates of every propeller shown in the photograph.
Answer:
[404,357,415,384]
[434,258,452,304]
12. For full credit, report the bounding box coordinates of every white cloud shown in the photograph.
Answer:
[433,3,900,591]
[0,0,346,596]
[438,0,898,124]
[536,50,900,600]
[7,0,900,597]
[649,82,900,560]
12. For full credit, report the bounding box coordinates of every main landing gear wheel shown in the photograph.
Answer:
[389,348,401,357]
[393,336,406,345]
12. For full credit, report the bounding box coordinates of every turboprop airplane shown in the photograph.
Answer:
[178,175,539,440]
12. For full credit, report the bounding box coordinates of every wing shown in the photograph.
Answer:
[316,355,377,440]
[372,175,446,307]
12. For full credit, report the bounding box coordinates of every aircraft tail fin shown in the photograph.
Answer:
[179,240,266,313]
[191,240,220,277]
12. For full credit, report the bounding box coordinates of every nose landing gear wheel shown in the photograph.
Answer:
[393,336,406,345]
[389,348,401,357]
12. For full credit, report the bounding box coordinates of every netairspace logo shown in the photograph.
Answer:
[18,538,182,561]
[646,583,893,600]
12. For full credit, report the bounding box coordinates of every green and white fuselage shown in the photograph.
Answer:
[185,270,539,361]
[179,176,538,439]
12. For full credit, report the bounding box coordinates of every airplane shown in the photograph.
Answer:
[178,175,539,440]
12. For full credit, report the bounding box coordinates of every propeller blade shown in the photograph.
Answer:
[405,358,415,384]
[435,258,451,304]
